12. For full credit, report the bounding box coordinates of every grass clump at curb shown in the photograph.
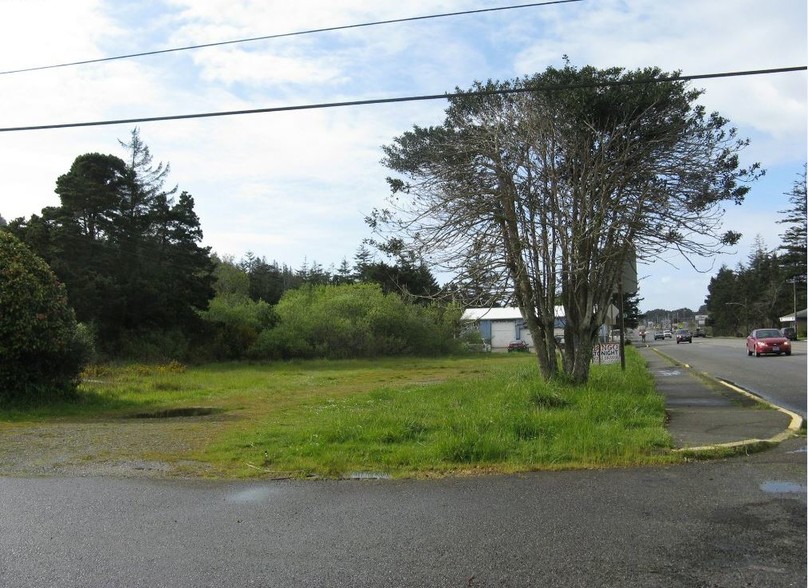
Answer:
[203,347,676,478]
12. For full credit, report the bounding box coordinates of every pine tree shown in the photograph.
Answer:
[778,166,807,312]
[7,130,214,353]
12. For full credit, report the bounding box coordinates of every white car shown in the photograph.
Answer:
[663,330,672,338]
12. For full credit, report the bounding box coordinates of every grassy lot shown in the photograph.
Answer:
[0,347,677,478]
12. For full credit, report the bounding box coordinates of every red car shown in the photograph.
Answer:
[746,328,792,357]
[507,340,529,352]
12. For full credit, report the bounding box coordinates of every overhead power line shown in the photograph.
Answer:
[0,66,804,133]
[0,0,583,76]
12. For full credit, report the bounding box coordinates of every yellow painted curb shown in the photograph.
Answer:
[715,378,804,434]
[647,347,804,454]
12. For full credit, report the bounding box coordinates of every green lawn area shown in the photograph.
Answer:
[0,347,677,478]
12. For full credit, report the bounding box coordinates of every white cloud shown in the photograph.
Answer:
[0,0,804,312]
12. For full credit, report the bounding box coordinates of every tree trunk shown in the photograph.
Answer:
[563,322,599,384]
[526,316,558,381]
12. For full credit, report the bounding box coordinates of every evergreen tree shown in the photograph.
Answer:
[614,292,642,330]
[704,266,742,335]
[7,131,214,353]
[332,258,354,285]
[353,245,374,280]
[305,260,331,285]
[778,166,807,312]
[354,242,440,300]
[241,253,287,304]
[743,237,788,326]
[705,239,792,335]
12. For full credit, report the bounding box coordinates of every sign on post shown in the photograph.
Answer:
[592,343,621,365]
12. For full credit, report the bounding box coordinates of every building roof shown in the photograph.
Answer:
[779,308,808,322]
[461,306,566,321]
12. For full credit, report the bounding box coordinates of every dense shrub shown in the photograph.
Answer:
[112,327,191,363]
[249,283,462,359]
[0,231,90,401]
[198,294,278,360]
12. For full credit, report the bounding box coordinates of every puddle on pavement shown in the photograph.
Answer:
[787,446,807,454]
[658,369,682,377]
[760,481,806,494]
[227,487,276,503]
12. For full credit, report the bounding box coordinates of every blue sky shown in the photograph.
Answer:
[0,0,805,312]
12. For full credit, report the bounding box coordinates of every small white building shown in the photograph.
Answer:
[779,308,807,333]
[461,307,566,351]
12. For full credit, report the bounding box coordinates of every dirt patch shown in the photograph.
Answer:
[0,416,231,478]
[127,407,224,419]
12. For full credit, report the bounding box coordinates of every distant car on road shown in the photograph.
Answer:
[746,328,792,357]
[675,329,692,344]
[781,327,797,341]
[507,340,529,352]
[694,328,706,338]
[663,330,672,339]
[653,331,665,341]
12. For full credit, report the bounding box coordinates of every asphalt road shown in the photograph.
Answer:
[2,436,805,588]
[646,336,807,417]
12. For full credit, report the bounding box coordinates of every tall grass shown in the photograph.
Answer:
[203,347,674,477]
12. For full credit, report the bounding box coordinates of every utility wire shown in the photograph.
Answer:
[0,0,583,76]
[0,66,804,133]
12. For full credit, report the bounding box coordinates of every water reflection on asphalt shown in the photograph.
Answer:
[759,480,806,494]
[226,486,276,503]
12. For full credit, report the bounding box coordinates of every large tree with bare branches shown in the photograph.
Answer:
[372,63,761,383]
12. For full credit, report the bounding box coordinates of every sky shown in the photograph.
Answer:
[0,0,805,313]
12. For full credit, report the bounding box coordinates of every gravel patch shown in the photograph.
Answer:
[0,418,226,478]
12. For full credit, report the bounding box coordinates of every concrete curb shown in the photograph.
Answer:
[649,347,804,456]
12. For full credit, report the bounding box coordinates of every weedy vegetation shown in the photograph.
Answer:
[0,347,677,478]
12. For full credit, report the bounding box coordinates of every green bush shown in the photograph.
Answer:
[249,283,462,360]
[0,231,89,402]
[198,294,278,360]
